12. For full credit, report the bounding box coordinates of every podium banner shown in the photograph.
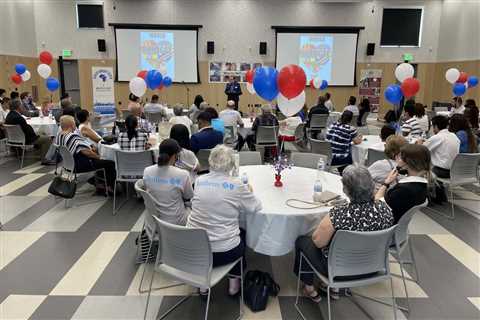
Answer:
[92,66,115,108]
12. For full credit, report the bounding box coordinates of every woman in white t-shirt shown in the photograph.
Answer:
[170,124,198,181]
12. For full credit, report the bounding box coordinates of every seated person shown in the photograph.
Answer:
[451,96,465,115]
[143,139,194,225]
[448,114,477,153]
[143,94,166,115]
[401,102,422,137]
[380,125,396,142]
[464,99,479,131]
[20,91,39,117]
[118,115,150,151]
[189,111,223,154]
[324,92,334,111]
[246,104,279,151]
[127,93,141,113]
[384,109,399,133]
[219,100,244,149]
[188,95,204,122]
[130,103,154,133]
[343,96,359,116]
[55,115,116,193]
[40,97,53,117]
[375,144,430,223]
[306,96,329,139]
[368,135,407,188]
[170,124,199,180]
[325,110,362,173]
[190,101,209,123]
[5,99,52,165]
[76,109,102,145]
[0,97,10,123]
[187,145,262,295]
[169,105,193,134]
[294,165,393,301]
[414,103,429,135]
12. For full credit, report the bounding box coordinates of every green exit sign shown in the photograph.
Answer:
[403,53,413,62]
[62,49,73,57]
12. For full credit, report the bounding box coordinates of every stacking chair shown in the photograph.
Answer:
[350,115,359,127]
[113,150,155,215]
[291,152,327,170]
[309,138,332,165]
[307,114,328,139]
[4,124,33,168]
[390,200,428,313]
[255,126,279,160]
[143,216,244,320]
[145,111,164,127]
[223,125,237,147]
[357,112,370,134]
[366,148,386,167]
[239,151,262,166]
[295,226,398,320]
[197,149,212,173]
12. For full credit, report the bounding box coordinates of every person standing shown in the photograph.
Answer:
[343,96,359,116]
[324,92,334,112]
[224,76,242,110]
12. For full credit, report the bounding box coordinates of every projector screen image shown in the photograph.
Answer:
[115,28,198,83]
[276,33,358,86]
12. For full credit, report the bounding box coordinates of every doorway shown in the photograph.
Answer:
[59,58,81,106]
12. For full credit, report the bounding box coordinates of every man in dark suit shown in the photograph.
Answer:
[5,99,53,164]
[190,111,223,154]
[224,76,242,110]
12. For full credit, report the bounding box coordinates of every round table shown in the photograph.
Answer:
[436,111,450,118]
[27,117,58,136]
[239,165,345,256]
[351,135,383,165]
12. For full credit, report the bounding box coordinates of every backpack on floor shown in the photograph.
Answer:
[243,270,280,312]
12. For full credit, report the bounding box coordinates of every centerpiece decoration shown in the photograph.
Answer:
[272,154,292,187]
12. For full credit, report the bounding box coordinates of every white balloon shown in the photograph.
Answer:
[395,63,414,82]
[445,68,460,84]
[277,91,305,117]
[129,77,147,97]
[37,64,51,79]
[21,70,31,82]
[246,82,256,95]
[313,77,322,89]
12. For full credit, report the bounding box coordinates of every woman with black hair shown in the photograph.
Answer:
[448,114,478,153]
[357,97,370,126]
[170,124,199,179]
[77,109,101,144]
[118,115,150,151]
[143,139,194,225]
[188,95,204,119]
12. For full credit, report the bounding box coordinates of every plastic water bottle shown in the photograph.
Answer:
[316,158,326,178]
[313,179,323,202]
[241,172,249,185]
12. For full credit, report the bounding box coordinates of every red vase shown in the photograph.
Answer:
[274,174,283,187]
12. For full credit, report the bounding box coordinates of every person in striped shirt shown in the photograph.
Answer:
[326,111,363,174]
[401,103,423,137]
[56,115,117,194]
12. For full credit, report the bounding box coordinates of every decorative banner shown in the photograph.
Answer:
[359,69,383,113]
[92,66,115,108]
[209,61,263,83]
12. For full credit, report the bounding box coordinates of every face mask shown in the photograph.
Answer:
[396,165,408,175]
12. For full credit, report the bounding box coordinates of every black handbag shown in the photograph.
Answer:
[48,175,77,198]
[243,270,280,312]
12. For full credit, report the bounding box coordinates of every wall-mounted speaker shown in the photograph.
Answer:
[259,42,267,55]
[207,41,215,54]
[366,43,375,56]
[97,39,106,52]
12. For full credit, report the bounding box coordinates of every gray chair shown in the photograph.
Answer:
[145,111,164,126]
[144,216,244,320]
[255,125,279,148]
[390,200,428,313]
[239,151,262,166]
[113,150,155,215]
[294,123,306,147]
[309,138,332,165]
[291,152,327,170]
[358,112,370,134]
[223,125,237,146]
[197,149,212,172]
[366,148,387,167]
[307,114,328,139]
[4,124,34,168]
[295,226,398,320]
[350,115,359,127]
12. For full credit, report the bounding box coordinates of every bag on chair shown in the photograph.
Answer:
[243,270,280,312]
[48,176,77,198]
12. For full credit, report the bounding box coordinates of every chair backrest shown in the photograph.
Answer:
[291,152,327,169]
[309,138,332,164]
[328,226,396,282]
[239,151,262,166]
[366,148,387,167]
[121,110,132,120]
[450,153,480,185]
[294,123,305,142]
[434,106,449,113]
[223,125,236,145]
[51,108,62,122]
[256,126,278,145]
[359,112,369,127]
[350,115,359,126]
[154,216,213,287]
[145,112,163,125]
[394,200,428,249]
[4,125,26,145]
[310,114,329,129]
[134,180,158,239]
[197,149,212,171]
[58,145,75,175]
[114,150,155,181]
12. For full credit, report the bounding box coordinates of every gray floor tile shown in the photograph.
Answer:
[28,296,84,320]
[8,174,54,196]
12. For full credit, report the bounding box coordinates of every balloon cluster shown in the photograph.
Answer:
[10,63,31,85]
[309,78,328,90]
[245,64,310,117]
[384,63,420,105]
[445,68,478,97]
[35,51,59,92]
[129,69,173,97]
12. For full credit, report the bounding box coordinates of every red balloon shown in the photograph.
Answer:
[277,64,306,99]
[11,74,22,85]
[39,51,53,65]
[246,69,255,84]
[137,70,148,79]
[157,84,164,91]
[401,77,420,98]
[457,72,468,83]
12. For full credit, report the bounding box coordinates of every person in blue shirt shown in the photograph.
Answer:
[224,76,242,110]
[448,114,478,153]
[190,111,224,154]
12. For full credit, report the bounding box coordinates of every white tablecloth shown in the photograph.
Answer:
[436,111,450,118]
[351,135,383,165]
[27,117,58,136]
[239,165,345,256]
[98,135,161,161]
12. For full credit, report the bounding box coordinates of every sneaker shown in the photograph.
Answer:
[319,282,340,300]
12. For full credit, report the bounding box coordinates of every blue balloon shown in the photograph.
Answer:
[46,77,59,92]
[253,67,279,101]
[320,80,328,90]
[384,84,403,105]
[452,83,466,96]
[15,64,26,75]
[467,76,478,88]
[162,76,172,87]
[146,70,163,90]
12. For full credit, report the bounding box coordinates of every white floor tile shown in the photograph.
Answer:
[0,174,44,196]
[0,294,46,320]
[0,195,44,225]
[0,231,45,271]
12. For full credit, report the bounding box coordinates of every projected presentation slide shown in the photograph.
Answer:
[115,28,198,83]
[276,33,358,86]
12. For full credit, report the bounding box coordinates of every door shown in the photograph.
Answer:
[60,59,81,106]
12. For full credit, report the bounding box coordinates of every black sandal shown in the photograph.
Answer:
[303,287,322,303]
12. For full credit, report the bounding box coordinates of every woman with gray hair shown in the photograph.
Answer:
[187,145,262,296]
[293,164,393,301]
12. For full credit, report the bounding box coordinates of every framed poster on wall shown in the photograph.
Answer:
[359,69,382,113]
[209,62,263,83]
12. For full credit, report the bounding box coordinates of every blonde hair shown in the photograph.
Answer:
[59,115,75,130]
[384,135,407,160]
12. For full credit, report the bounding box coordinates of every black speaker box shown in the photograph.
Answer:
[207,41,214,54]
[97,39,106,52]
[366,43,375,56]
[259,42,267,55]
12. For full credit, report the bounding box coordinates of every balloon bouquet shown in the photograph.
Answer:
[10,63,33,86]
[445,68,478,97]
[384,62,421,106]
[129,69,173,97]
[36,51,60,92]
